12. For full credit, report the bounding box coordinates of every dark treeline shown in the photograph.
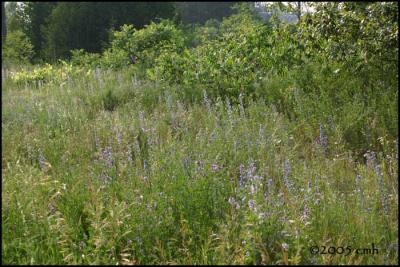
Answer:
[3,2,239,61]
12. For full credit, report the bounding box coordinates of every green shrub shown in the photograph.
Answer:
[108,20,185,69]
[2,30,35,65]
[70,49,101,68]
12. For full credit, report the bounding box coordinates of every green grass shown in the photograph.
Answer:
[2,68,398,264]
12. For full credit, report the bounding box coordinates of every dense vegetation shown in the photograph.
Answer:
[2,2,398,265]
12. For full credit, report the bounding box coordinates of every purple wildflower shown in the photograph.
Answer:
[239,93,245,118]
[239,164,246,188]
[102,146,113,167]
[248,199,256,211]
[38,153,46,170]
[319,122,328,152]
[117,128,123,144]
[328,116,334,130]
[211,163,221,172]
[100,171,112,184]
[283,159,293,192]
[300,205,310,222]
[228,197,240,209]
[265,178,273,199]
[366,151,389,215]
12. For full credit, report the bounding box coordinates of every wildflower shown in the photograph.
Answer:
[365,151,389,215]
[282,243,289,251]
[258,212,266,220]
[182,156,192,178]
[239,93,245,118]
[307,180,312,194]
[211,163,221,172]
[319,122,328,152]
[328,116,334,130]
[48,203,56,214]
[79,241,86,250]
[139,111,146,131]
[283,159,293,192]
[265,178,273,198]
[239,164,246,188]
[94,135,101,151]
[203,90,212,113]
[100,171,112,184]
[250,184,257,195]
[247,161,257,179]
[228,197,240,209]
[314,175,319,194]
[257,124,265,147]
[102,146,113,167]
[117,128,123,144]
[374,163,389,215]
[143,160,149,180]
[248,199,256,211]
[38,153,46,170]
[300,205,310,222]
[134,236,143,246]
[127,147,133,163]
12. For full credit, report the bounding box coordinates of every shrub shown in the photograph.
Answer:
[109,20,185,69]
[2,30,35,65]
[70,49,101,68]
[10,60,89,86]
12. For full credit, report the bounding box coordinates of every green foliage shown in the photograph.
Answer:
[23,2,57,59]
[40,2,176,61]
[175,2,238,24]
[70,49,101,68]
[2,4,398,264]
[299,2,398,77]
[9,61,90,86]
[3,30,35,65]
[110,20,185,68]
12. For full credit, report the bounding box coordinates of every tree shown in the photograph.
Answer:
[3,30,34,64]
[43,2,176,60]
[23,2,57,58]
[175,2,239,24]
[2,2,6,44]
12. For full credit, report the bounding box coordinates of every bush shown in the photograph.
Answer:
[151,12,274,99]
[10,60,89,86]
[108,20,185,69]
[70,49,101,68]
[2,30,35,65]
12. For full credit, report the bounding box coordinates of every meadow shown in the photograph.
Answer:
[2,3,398,265]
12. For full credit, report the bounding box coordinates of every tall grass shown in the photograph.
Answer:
[2,67,398,264]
